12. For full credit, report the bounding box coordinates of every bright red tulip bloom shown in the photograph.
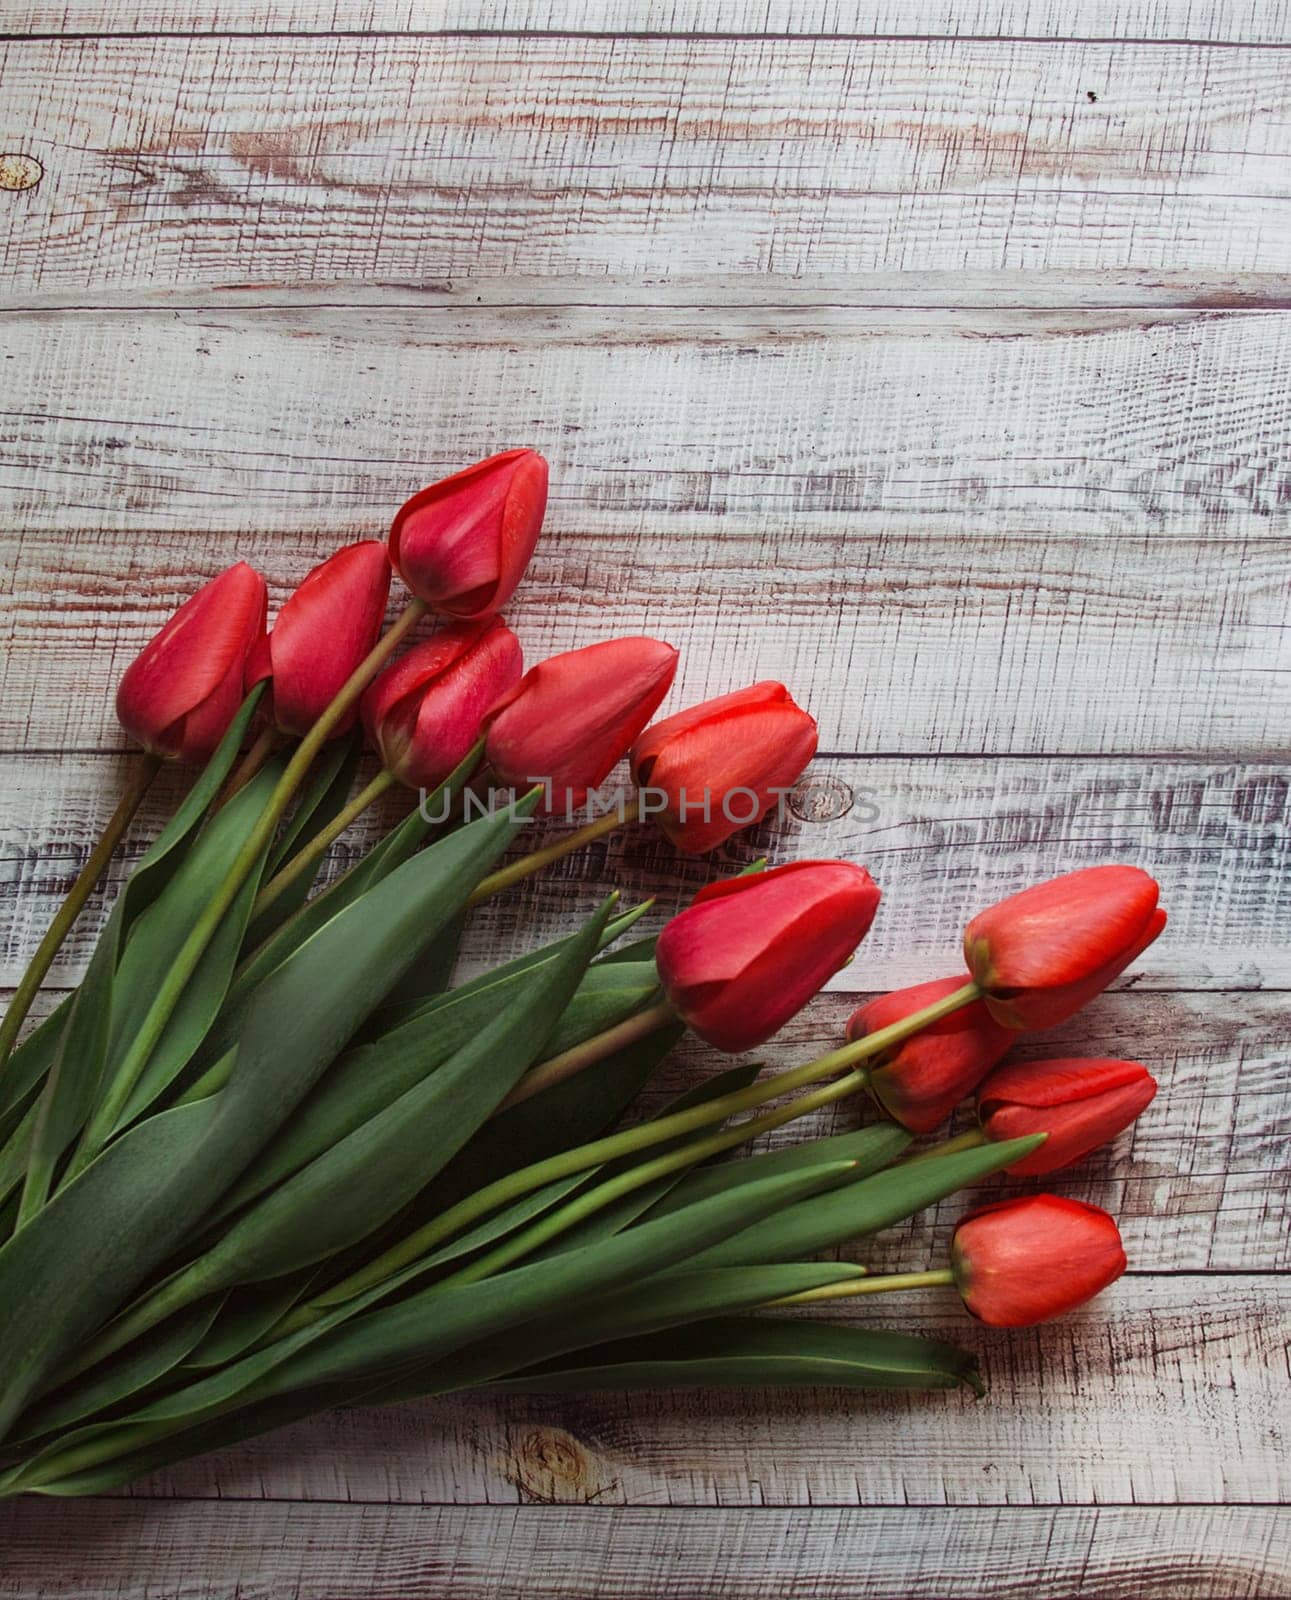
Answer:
[245,541,391,738]
[951,1194,1127,1327]
[116,562,268,764]
[977,1056,1157,1176]
[485,637,678,810]
[846,975,1013,1134]
[630,681,818,855]
[390,449,548,619]
[361,617,522,791]
[964,865,1166,1030]
[656,860,882,1052]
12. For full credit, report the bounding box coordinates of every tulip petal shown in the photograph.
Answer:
[116,563,268,761]
[632,683,818,854]
[951,1194,1127,1327]
[486,637,678,805]
[261,542,392,737]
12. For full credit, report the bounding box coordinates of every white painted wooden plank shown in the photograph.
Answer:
[2,36,1290,287]
[3,306,1287,757]
[23,1279,1276,1508]
[6,0,1291,45]
[12,271,1291,312]
[0,1501,1284,1600]
[3,527,1281,760]
[9,304,1285,547]
[3,753,1286,990]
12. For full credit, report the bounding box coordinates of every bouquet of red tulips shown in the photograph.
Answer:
[0,450,1165,1498]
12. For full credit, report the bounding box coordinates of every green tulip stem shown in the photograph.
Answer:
[0,753,163,1080]
[251,768,398,920]
[906,1126,991,1163]
[450,1068,874,1289]
[765,1267,956,1307]
[66,597,427,1177]
[219,725,280,805]
[306,980,983,1314]
[495,998,678,1113]
[467,796,643,907]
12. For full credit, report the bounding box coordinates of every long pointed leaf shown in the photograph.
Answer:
[4,1160,860,1499]
[209,949,659,1227]
[492,1317,984,1396]
[168,898,614,1296]
[0,798,534,1439]
[689,1136,1043,1269]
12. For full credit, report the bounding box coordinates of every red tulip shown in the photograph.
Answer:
[361,618,522,791]
[245,541,391,738]
[390,449,548,619]
[951,1194,1127,1327]
[964,865,1166,1030]
[630,681,818,855]
[116,562,268,764]
[485,637,678,810]
[977,1057,1157,1176]
[656,860,882,1052]
[846,975,1013,1134]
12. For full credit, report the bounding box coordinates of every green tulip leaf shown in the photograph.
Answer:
[689,1135,1044,1269]
[164,896,615,1301]
[0,798,535,1440]
[490,1316,984,1396]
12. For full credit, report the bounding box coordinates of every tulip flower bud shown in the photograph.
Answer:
[245,541,392,738]
[964,865,1166,1030]
[116,562,268,764]
[389,448,548,619]
[485,637,679,810]
[630,681,818,855]
[657,860,882,1052]
[846,975,1013,1134]
[951,1194,1127,1327]
[361,617,522,791]
[977,1056,1157,1176]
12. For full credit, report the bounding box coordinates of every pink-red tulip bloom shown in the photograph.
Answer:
[390,449,548,619]
[846,975,1013,1135]
[116,562,268,764]
[246,541,391,738]
[977,1057,1157,1176]
[657,860,882,1052]
[485,637,678,810]
[630,681,818,854]
[361,617,522,791]
[951,1194,1127,1327]
[964,865,1166,1030]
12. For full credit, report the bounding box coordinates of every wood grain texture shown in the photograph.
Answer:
[0,1,1288,1586]
[3,34,1291,288]
[4,753,1287,990]
[0,1501,1285,1600]
[67,1278,1284,1508]
[3,302,1288,757]
[6,0,1291,44]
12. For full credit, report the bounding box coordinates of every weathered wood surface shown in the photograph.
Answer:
[1,1502,1285,1600]
[3,753,1286,991]
[8,0,1291,43]
[3,303,1289,757]
[1,3,1288,1595]
[68,1278,1286,1507]
[3,33,1291,288]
